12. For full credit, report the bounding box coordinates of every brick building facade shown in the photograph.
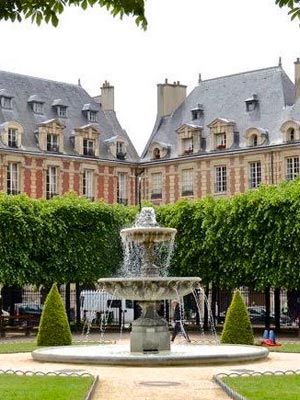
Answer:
[1,59,300,205]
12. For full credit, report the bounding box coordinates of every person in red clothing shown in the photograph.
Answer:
[170,300,191,342]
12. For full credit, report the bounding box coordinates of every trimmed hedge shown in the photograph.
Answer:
[37,283,72,346]
[220,290,254,345]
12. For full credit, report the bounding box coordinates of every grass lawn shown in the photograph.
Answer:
[223,374,300,400]
[0,374,94,400]
[0,339,111,353]
[267,342,300,352]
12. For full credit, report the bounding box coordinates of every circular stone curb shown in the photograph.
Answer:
[32,343,269,366]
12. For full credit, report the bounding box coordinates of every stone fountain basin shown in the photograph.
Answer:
[120,227,177,243]
[97,277,201,301]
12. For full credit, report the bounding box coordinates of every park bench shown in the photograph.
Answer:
[0,314,40,337]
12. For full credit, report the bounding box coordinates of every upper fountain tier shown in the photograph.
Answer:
[121,207,176,244]
[120,226,177,244]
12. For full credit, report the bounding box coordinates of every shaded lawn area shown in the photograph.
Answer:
[223,374,300,400]
[0,374,94,400]
[0,339,109,353]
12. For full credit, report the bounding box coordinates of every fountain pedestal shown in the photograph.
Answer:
[130,301,170,352]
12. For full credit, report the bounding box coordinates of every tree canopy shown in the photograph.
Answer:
[276,0,300,21]
[0,0,147,29]
[1,1,300,30]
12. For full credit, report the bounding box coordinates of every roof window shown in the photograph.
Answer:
[245,94,259,112]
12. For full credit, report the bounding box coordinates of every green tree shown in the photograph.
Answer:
[0,0,147,29]
[276,0,300,21]
[220,290,254,345]
[33,194,134,285]
[37,283,72,346]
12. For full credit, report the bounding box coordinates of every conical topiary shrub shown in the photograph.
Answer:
[37,283,72,346]
[220,289,254,345]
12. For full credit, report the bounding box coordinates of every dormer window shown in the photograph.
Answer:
[0,121,24,148]
[216,133,226,149]
[52,99,68,118]
[58,106,67,118]
[153,148,161,159]
[32,102,43,114]
[105,135,128,160]
[245,127,268,147]
[88,111,97,122]
[148,142,170,160]
[280,120,300,143]
[250,134,258,147]
[0,89,13,110]
[73,124,100,157]
[183,137,194,154]
[82,103,98,122]
[245,94,259,112]
[83,138,95,156]
[116,141,126,160]
[287,128,295,142]
[191,104,204,120]
[28,95,44,114]
[208,118,235,151]
[8,128,18,148]
[1,96,12,109]
[47,134,59,152]
[176,124,202,155]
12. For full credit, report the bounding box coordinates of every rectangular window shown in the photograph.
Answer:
[32,102,43,114]
[57,106,67,118]
[1,97,12,109]
[46,166,58,199]
[182,138,193,154]
[216,133,226,149]
[7,162,20,194]
[249,161,262,188]
[215,166,227,193]
[47,134,59,152]
[88,111,97,122]
[151,172,162,199]
[117,173,127,205]
[83,170,94,200]
[286,157,299,181]
[116,142,126,159]
[83,139,95,156]
[8,128,18,148]
[182,169,193,196]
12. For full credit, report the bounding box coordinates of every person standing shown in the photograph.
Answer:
[171,300,191,342]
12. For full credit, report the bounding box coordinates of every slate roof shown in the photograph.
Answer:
[142,66,296,160]
[0,70,139,162]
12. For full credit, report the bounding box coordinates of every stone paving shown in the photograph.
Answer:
[1,333,300,399]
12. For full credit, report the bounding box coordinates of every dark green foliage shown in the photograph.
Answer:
[276,0,300,21]
[158,180,300,291]
[0,0,147,29]
[0,193,135,286]
[37,283,72,346]
[220,290,254,345]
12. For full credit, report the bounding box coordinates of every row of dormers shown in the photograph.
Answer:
[0,119,128,159]
[190,95,259,121]
[0,90,98,122]
[148,118,300,160]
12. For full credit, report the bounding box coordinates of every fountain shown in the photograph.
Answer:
[98,207,200,353]
[32,207,269,366]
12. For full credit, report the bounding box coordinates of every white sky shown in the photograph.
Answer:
[0,0,300,155]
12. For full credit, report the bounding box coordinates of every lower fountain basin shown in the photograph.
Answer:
[97,277,201,300]
[32,344,269,366]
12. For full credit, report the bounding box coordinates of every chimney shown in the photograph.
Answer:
[98,80,114,111]
[157,79,187,118]
[295,57,300,101]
